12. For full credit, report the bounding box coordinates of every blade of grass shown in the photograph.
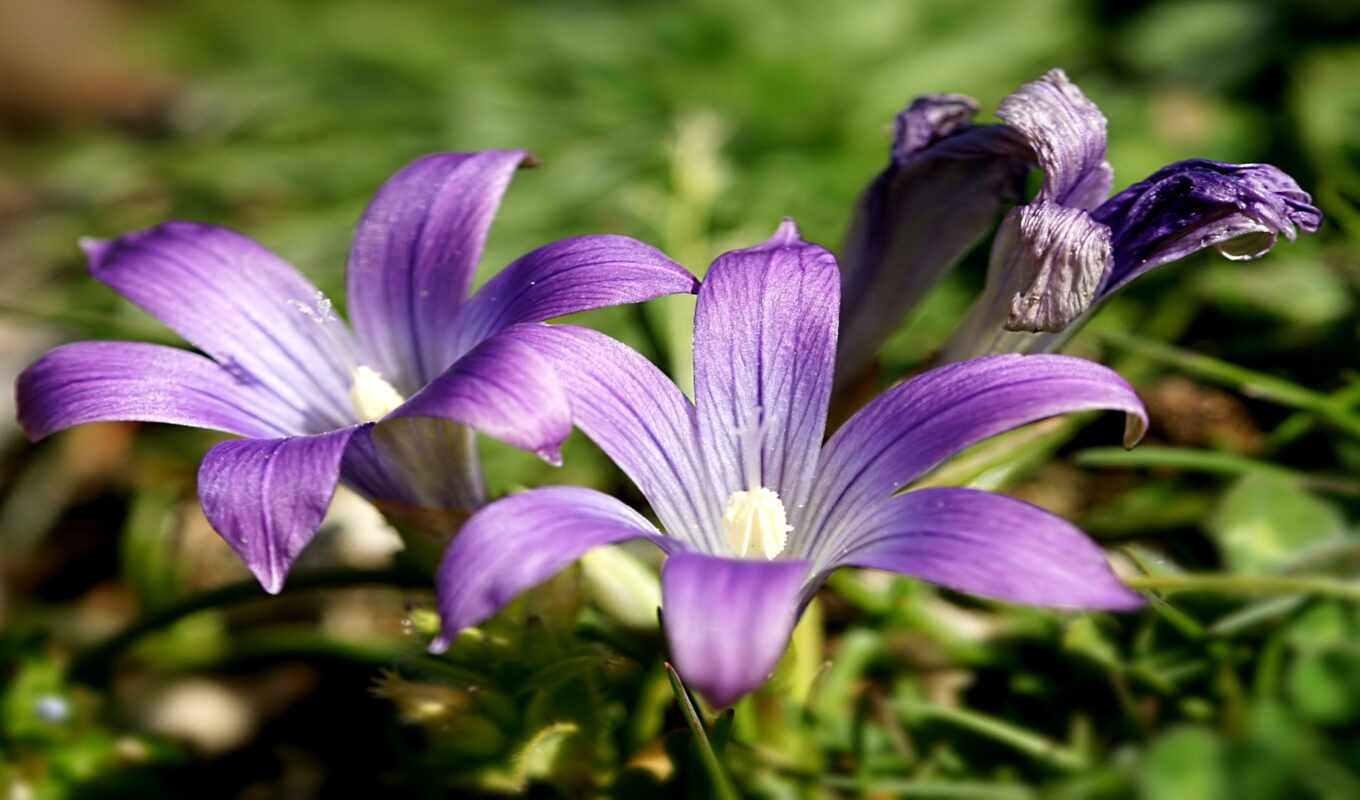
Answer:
[1074,446,1360,495]
[665,663,739,800]
[1097,331,1360,438]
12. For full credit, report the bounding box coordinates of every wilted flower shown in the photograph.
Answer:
[17,151,697,592]
[431,220,1147,707]
[838,70,1322,378]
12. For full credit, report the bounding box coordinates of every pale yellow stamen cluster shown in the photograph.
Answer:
[349,366,405,422]
[722,486,791,560]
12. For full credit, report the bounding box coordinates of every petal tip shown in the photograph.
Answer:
[537,445,565,467]
[1122,412,1148,449]
[428,635,452,655]
[768,217,803,246]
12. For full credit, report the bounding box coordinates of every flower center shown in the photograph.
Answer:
[349,366,405,422]
[722,487,791,560]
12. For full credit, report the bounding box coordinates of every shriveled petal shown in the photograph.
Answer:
[834,488,1143,610]
[17,341,290,440]
[513,324,720,552]
[940,203,1112,360]
[451,234,698,357]
[694,220,839,515]
[662,552,810,708]
[430,487,670,652]
[837,97,1029,384]
[998,68,1113,210]
[346,151,528,392]
[391,324,572,464]
[1093,159,1324,295]
[802,355,1145,567]
[84,222,358,432]
[198,426,360,594]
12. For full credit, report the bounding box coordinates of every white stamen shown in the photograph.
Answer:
[350,366,405,422]
[722,486,791,560]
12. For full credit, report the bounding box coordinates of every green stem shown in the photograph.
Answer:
[1074,446,1360,495]
[896,698,1088,772]
[665,663,739,800]
[71,567,431,684]
[1096,332,1360,438]
[1125,574,1360,602]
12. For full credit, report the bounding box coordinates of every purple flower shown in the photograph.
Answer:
[17,151,698,593]
[837,69,1322,375]
[936,70,1323,359]
[837,95,1029,385]
[430,220,1147,708]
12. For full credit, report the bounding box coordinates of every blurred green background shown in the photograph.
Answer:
[2,0,1359,797]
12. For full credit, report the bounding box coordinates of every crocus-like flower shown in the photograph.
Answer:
[837,95,1029,385]
[17,151,698,592]
[838,70,1322,379]
[431,220,1147,707]
[941,70,1323,360]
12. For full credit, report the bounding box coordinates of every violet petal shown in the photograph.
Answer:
[1094,159,1324,295]
[197,425,361,593]
[83,222,358,432]
[837,98,1028,384]
[390,323,572,465]
[453,234,698,356]
[693,220,838,513]
[835,487,1143,610]
[346,151,528,391]
[430,486,671,652]
[661,552,810,708]
[802,354,1145,567]
[17,341,292,440]
[514,324,720,552]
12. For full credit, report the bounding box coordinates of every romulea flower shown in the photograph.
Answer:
[431,219,1148,708]
[16,151,698,593]
[838,69,1322,381]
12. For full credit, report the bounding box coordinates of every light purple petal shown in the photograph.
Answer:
[834,488,1143,610]
[998,68,1113,210]
[17,341,290,440]
[340,420,483,513]
[802,355,1146,566]
[662,552,810,708]
[837,97,1029,385]
[1093,159,1324,295]
[430,486,670,652]
[197,426,360,593]
[84,222,358,432]
[513,324,720,552]
[391,324,572,464]
[693,220,839,515]
[345,151,528,392]
[451,234,699,356]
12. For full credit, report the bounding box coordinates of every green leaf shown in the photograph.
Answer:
[1209,474,1348,574]
[1140,726,1226,800]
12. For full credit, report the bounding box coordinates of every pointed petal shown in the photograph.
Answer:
[693,221,839,513]
[998,68,1113,209]
[346,151,528,391]
[662,552,810,708]
[835,488,1143,610]
[837,97,1029,384]
[803,355,1145,566]
[17,341,291,440]
[452,234,698,355]
[1093,159,1324,295]
[197,426,360,593]
[84,222,358,432]
[513,324,720,552]
[391,324,572,464]
[430,487,670,652]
